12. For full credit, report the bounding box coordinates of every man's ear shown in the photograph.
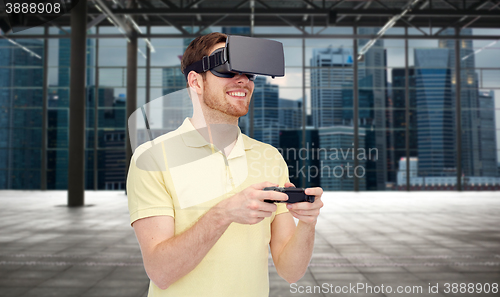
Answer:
[188,71,203,95]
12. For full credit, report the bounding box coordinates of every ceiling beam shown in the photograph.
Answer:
[433,0,495,35]
[158,0,179,9]
[373,0,390,10]
[466,0,491,10]
[36,15,70,34]
[440,0,460,10]
[301,0,320,10]
[462,1,500,28]
[329,0,346,10]
[79,8,500,18]
[234,0,250,9]
[86,14,107,30]
[255,0,271,9]
[156,15,190,35]
[7,33,500,40]
[94,0,130,35]
[185,0,205,9]
[195,15,228,34]
[276,15,309,35]
[399,17,429,35]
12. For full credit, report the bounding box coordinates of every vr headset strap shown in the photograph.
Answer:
[183,50,226,81]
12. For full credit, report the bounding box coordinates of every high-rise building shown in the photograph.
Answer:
[100,96,126,190]
[248,76,280,148]
[0,39,43,189]
[358,27,388,190]
[414,48,455,177]
[311,33,388,190]
[310,47,353,127]
[222,27,250,35]
[341,76,378,189]
[396,157,500,188]
[57,31,95,106]
[47,32,95,189]
[278,98,302,130]
[279,128,320,188]
[397,157,418,186]
[161,67,193,131]
[439,28,481,177]
[317,126,366,191]
[390,68,417,182]
[477,90,498,176]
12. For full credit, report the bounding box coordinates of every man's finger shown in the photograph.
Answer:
[305,187,323,196]
[257,190,288,202]
[288,207,320,216]
[287,199,322,210]
[255,201,278,213]
[254,210,274,218]
[251,181,279,190]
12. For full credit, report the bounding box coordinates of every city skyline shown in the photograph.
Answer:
[1,27,499,190]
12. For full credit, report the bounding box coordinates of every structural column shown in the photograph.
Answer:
[454,27,462,191]
[301,37,306,188]
[94,27,99,190]
[146,26,151,104]
[405,27,410,191]
[67,0,87,206]
[41,26,48,190]
[353,29,359,192]
[125,3,138,185]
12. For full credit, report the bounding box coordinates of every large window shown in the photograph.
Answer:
[1,26,499,191]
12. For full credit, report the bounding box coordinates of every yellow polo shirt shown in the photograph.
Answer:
[127,117,290,297]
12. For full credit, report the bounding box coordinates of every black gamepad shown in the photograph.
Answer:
[263,187,315,203]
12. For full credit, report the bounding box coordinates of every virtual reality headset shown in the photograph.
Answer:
[183,35,285,82]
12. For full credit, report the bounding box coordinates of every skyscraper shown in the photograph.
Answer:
[390,68,417,182]
[311,32,388,190]
[341,76,378,189]
[278,98,302,130]
[317,126,366,191]
[310,47,353,128]
[414,48,455,177]
[161,67,192,131]
[279,128,320,188]
[47,32,95,189]
[439,28,481,177]
[250,76,280,148]
[0,38,43,189]
[357,27,388,190]
[477,90,498,177]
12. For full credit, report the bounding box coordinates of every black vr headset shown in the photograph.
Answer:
[183,35,285,82]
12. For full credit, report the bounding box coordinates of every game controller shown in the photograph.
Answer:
[263,187,315,203]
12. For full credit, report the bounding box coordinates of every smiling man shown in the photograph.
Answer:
[127,32,324,297]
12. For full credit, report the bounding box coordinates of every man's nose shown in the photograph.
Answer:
[234,73,250,83]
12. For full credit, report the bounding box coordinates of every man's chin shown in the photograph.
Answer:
[227,108,249,118]
[231,111,249,118]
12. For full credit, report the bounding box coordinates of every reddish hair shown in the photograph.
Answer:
[181,32,227,86]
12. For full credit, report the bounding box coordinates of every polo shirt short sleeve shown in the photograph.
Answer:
[127,141,175,223]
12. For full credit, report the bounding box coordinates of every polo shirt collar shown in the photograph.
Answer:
[179,118,252,157]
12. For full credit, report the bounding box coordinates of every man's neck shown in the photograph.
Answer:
[189,115,240,158]
[190,109,239,127]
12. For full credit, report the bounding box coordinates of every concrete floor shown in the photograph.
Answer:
[0,191,499,297]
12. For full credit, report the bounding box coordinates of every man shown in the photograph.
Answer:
[127,32,324,297]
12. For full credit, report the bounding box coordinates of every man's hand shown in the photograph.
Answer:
[216,181,289,225]
[269,182,323,283]
[284,182,324,225]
